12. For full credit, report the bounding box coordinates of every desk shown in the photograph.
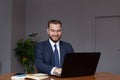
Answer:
[0,72,120,80]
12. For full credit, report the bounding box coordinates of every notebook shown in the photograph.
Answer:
[60,52,101,78]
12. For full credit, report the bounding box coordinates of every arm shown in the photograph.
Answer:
[35,43,53,74]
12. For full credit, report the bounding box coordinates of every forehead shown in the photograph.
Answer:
[49,23,62,29]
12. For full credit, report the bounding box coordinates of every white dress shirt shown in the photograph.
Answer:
[49,39,61,75]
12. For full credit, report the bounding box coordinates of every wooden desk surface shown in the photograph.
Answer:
[0,72,120,80]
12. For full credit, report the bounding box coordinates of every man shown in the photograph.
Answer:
[35,20,74,76]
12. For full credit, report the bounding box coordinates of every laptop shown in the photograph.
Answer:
[60,52,101,78]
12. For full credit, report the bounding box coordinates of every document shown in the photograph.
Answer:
[11,73,48,80]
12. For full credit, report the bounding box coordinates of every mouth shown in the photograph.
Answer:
[53,37,59,41]
[52,35,59,38]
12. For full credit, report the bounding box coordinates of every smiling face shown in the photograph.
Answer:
[47,23,62,43]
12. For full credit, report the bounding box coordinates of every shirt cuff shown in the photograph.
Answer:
[51,67,56,75]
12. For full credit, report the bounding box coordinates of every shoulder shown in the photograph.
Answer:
[60,41,74,52]
[36,40,49,47]
[60,41,72,46]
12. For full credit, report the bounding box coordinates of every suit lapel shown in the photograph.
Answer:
[46,40,53,53]
[59,41,66,67]
[45,40,55,65]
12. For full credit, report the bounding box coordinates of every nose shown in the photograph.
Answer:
[54,31,58,35]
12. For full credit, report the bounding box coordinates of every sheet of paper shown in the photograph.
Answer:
[11,73,48,80]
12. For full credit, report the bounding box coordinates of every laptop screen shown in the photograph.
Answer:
[61,52,101,78]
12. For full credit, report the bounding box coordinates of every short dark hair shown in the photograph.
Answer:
[48,19,62,28]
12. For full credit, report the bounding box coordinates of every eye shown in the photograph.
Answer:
[50,29,55,32]
[49,29,62,33]
[57,30,62,32]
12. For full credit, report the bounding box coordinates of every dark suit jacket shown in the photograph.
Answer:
[35,40,74,74]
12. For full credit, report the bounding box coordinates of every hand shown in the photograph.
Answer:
[53,67,62,76]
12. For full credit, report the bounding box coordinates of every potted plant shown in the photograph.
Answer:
[14,33,38,73]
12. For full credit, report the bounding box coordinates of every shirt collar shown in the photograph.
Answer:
[49,39,59,47]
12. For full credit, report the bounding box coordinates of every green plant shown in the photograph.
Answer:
[14,33,38,73]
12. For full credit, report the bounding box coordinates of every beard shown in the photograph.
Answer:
[49,36,61,43]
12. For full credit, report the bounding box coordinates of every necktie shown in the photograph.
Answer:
[54,44,60,67]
